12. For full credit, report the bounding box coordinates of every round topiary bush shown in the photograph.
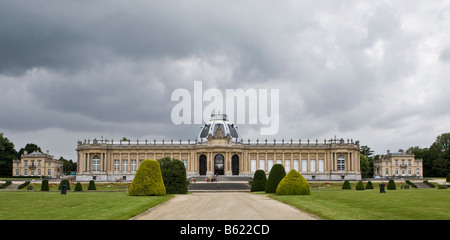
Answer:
[158,157,188,194]
[387,179,396,190]
[88,180,97,190]
[251,169,267,192]
[41,179,49,191]
[74,182,83,191]
[276,169,311,195]
[342,180,351,190]
[58,179,70,190]
[365,181,374,189]
[355,181,365,190]
[129,159,166,196]
[265,164,286,193]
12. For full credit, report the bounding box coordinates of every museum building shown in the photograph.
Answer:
[76,113,361,181]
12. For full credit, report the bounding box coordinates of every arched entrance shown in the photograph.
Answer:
[214,154,224,175]
[199,154,207,175]
[232,154,239,175]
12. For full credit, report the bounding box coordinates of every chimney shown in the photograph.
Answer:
[46,150,50,155]
[387,150,390,155]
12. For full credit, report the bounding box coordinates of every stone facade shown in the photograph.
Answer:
[12,151,63,179]
[76,114,361,181]
[373,150,423,178]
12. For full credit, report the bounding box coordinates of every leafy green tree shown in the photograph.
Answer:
[129,159,166,196]
[17,143,42,159]
[0,133,18,176]
[158,157,187,194]
[251,170,267,192]
[276,169,310,195]
[265,164,286,193]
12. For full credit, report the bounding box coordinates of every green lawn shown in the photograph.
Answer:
[270,189,450,220]
[0,192,173,220]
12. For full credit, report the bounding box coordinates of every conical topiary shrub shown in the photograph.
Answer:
[129,159,166,196]
[342,180,351,190]
[251,169,267,192]
[158,157,188,194]
[365,181,374,189]
[265,164,286,193]
[88,180,97,190]
[58,179,71,190]
[276,169,311,195]
[74,182,83,191]
[387,179,396,190]
[41,179,49,191]
[355,181,365,190]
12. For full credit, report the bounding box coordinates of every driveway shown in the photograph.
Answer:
[132,192,318,220]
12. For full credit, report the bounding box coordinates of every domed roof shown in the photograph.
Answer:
[197,113,239,143]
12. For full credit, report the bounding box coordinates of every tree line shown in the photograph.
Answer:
[360,133,450,178]
[0,133,76,177]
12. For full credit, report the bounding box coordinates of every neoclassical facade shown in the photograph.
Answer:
[373,150,423,178]
[12,151,64,179]
[76,114,361,181]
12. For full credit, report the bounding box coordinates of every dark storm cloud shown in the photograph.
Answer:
[1,0,450,160]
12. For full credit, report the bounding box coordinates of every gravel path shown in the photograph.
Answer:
[132,192,318,220]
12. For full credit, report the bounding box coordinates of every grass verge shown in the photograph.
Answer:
[0,191,173,220]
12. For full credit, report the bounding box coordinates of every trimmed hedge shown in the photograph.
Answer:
[18,181,30,189]
[342,180,351,190]
[276,169,310,195]
[365,181,374,189]
[355,181,365,190]
[265,164,286,193]
[387,179,396,190]
[41,179,49,191]
[74,182,83,191]
[158,157,188,194]
[129,159,166,196]
[58,179,70,190]
[88,180,97,190]
[251,170,267,192]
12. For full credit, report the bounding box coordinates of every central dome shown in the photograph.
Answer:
[197,113,239,143]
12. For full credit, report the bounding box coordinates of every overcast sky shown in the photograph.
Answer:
[1,0,450,161]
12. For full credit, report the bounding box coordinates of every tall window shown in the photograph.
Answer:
[131,160,137,171]
[310,160,315,172]
[114,160,119,171]
[293,159,299,171]
[48,169,51,176]
[259,160,265,171]
[318,159,324,172]
[122,160,128,172]
[92,155,100,172]
[267,160,273,172]
[301,160,307,172]
[337,155,345,171]
[285,159,290,172]
[251,160,257,172]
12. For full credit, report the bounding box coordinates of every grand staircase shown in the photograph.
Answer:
[188,176,252,192]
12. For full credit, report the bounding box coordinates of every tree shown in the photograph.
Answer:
[427,133,450,177]
[41,179,49,191]
[0,133,18,176]
[158,157,187,194]
[265,164,286,193]
[276,169,311,195]
[17,143,42,159]
[360,145,374,178]
[355,181,365,190]
[387,179,396,190]
[251,170,267,192]
[360,154,370,178]
[129,159,166,196]
[74,182,83,191]
[342,180,351,190]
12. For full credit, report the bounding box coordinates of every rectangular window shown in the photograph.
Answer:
[131,160,137,171]
[310,160,315,172]
[276,159,282,165]
[293,159,299,171]
[318,159,324,172]
[267,160,273,172]
[114,160,119,171]
[302,160,307,172]
[122,160,128,172]
[284,160,290,172]
[182,159,188,170]
[259,160,265,171]
[251,160,257,172]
